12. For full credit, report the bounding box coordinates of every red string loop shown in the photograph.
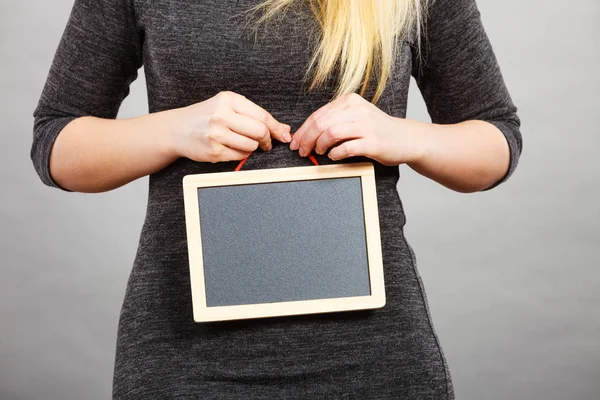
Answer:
[234,151,319,171]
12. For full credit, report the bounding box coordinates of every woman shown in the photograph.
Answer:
[31,0,522,398]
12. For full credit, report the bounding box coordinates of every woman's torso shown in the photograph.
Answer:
[113,1,453,398]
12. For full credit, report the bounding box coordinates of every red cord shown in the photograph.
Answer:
[234,156,248,172]
[307,153,319,166]
[234,150,319,171]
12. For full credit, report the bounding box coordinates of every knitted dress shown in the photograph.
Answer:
[31,0,522,398]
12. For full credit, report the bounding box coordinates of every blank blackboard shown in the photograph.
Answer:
[183,162,385,322]
[198,177,370,307]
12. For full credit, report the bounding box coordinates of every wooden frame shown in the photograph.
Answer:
[182,161,385,322]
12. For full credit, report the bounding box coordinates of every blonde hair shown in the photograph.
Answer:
[244,0,426,104]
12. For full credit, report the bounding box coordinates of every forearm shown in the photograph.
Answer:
[400,118,511,193]
[49,111,178,193]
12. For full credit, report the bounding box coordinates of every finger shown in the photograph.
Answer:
[295,108,362,157]
[291,93,363,151]
[328,138,370,161]
[230,94,292,143]
[218,145,254,163]
[221,111,273,151]
[314,121,362,155]
[217,127,262,153]
[291,97,349,150]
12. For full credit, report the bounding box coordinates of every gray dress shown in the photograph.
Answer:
[31,0,522,398]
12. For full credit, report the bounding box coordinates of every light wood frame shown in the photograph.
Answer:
[182,161,385,322]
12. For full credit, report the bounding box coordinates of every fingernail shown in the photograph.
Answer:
[299,147,305,157]
[290,139,298,150]
[283,131,292,143]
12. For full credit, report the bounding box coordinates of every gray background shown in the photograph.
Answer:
[1,0,598,399]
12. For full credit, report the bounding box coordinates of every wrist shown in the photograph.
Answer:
[392,117,431,166]
[134,109,182,161]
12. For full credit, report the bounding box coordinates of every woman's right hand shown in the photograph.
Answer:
[168,91,292,163]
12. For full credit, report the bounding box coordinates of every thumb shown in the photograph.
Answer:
[271,123,292,144]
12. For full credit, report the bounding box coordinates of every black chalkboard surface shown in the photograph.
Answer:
[182,162,385,322]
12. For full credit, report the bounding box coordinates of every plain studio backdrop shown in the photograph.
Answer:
[1,0,598,399]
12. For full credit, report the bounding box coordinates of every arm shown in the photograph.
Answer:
[32,0,291,193]
[31,0,145,192]
[406,0,522,192]
[46,101,290,193]
[400,119,512,193]
[47,114,177,193]
[288,0,521,192]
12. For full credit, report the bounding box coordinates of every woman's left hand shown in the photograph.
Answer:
[289,93,423,166]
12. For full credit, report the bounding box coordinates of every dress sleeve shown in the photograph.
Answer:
[411,0,523,189]
[31,0,143,191]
